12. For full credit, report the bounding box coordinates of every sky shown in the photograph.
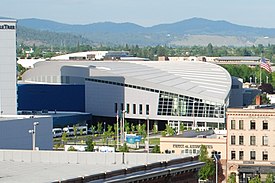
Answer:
[1,0,275,28]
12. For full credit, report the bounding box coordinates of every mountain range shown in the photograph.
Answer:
[8,17,275,46]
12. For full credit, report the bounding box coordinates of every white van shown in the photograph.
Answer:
[77,126,88,135]
[63,127,75,136]
[52,128,63,138]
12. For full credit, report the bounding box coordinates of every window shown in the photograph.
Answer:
[239,120,244,130]
[231,151,236,160]
[250,136,256,145]
[146,104,150,115]
[231,135,236,145]
[250,120,256,130]
[250,151,256,160]
[126,104,130,114]
[262,136,268,146]
[263,120,268,130]
[114,103,118,113]
[139,104,143,115]
[239,136,244,145]
[263,151,268,161]
[121,103,124,111]
[133,104,136,114]
[239,151,244,160]
[231,120,236,129]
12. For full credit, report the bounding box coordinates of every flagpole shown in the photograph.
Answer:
[260,52,262,86]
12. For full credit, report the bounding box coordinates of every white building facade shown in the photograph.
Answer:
[0,19,17,115]
[22,61,232,130]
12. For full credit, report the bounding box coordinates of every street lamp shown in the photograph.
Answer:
[121,110,126,146]
[103,122,106,133]
[146,117,150,153]
[29,122,39,150]
[213,153,221,183]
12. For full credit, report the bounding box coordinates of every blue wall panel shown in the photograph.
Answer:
[18,84,85,112]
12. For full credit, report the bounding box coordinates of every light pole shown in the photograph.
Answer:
[103,122,106,133]
[121,110,126,146]
[214,153,220,183]
[29,122,39,150]
[192,101,197,128]
[147,117,149,153]
[116,111,119,151]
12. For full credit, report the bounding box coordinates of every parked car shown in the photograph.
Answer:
[52,128,63,138]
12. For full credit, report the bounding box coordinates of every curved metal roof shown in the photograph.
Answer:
[23,61,231,104]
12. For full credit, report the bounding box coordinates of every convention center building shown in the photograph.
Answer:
[21,60,232,130]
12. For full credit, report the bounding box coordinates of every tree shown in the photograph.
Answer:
[61,132,67,145]
[152,145,160,153]
[119,142,129,152]
[199,145,215,181]
[124,120,130,134]
[266,173,274,183]
[86,136,95,152]
[97,122,103,134]
[249,175,261,183]
[90,125,96,136]
[164,124,175,136]
[130,123,135,133]
[67,146,77,151]
[227,173,236,183]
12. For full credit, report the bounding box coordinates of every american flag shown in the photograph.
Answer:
[260,58,272,73]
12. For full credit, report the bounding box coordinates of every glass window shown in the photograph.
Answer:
[231,135,236,145]
[231,120,236,129]
[239,151,244,160]
[126,104,130,114]
[262,136,268,146]
[121,103,124,111]
[146,104,150,115]
[263,151,268,161]
[263,121,268,130]
[133,104,136,114]
[250,151,256,160]
[239,136,244,145]
[250,136,256,145]
[139,104,143,115]
[231,151,236,160]
[114,103,118,113]
[239,120,244,130]
[250,120,256,130]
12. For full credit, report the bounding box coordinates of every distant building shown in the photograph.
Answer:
[0,19,17,115]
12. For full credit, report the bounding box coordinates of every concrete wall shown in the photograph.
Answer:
[0,116,53,150]
[0,150,187,165]
[0,20,17,115]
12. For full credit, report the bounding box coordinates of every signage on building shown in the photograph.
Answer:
[0,24,16,30]
[173,144,213,149]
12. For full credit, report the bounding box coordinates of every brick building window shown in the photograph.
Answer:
[263,120,268,130]
[262,136,268,146]
[250,120,256,130]
[239,120,244,130]
[239,151,244,160]
[231,151,236,160]
[263,151,268,161]
[250,151,256,160]
[231,120,236,129]
[250,136,256,145]
[239,136,244,145]
[231,135,236,145]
